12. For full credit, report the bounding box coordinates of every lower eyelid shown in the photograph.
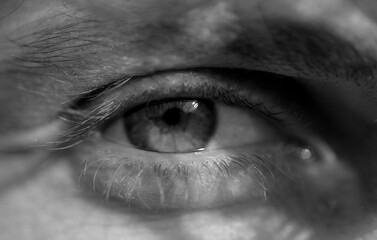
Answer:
[72,139,311,210]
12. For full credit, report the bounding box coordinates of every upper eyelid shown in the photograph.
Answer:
[54,69,313,150]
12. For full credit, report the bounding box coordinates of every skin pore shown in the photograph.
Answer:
[2,0,377,239]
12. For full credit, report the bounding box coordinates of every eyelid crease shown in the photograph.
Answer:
[0,0,25,20]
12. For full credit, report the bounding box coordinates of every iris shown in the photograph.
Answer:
[125,100,216,153]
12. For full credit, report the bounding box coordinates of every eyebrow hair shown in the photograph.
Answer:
[227,21,377,89]
[7,16,105,69]
[4,12,377,90]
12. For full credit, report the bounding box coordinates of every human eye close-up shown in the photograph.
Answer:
[2,0,377,240]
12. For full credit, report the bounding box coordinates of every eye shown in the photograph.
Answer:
[63,69,321,211]
[104,98,283,153]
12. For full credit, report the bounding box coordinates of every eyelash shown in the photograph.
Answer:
[76,143,309,209]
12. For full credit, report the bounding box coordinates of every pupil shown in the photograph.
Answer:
[163,108,182,125]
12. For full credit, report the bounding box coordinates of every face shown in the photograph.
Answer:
[1,0,377,239]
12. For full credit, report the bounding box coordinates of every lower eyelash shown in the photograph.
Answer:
[75,147,302,210]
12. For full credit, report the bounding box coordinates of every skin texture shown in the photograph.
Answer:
[2,0,377,239]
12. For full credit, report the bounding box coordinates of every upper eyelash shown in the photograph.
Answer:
[55,92,283,150]
[55,97,121,149]
[48,77,134,149]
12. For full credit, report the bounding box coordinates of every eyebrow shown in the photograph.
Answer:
[226,20,377,89]
[4,12,377,90]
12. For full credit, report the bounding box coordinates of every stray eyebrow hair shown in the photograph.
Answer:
[7,15,105,69]
[4,11,377,90]
[0,0,26,20]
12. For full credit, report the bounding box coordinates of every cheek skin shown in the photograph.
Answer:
[0,156,286,240]
[0,151,371,240]
[0,156,293,240]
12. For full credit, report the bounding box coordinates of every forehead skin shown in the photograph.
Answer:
[2,0,377,63]
[66,0,377,51]
[2,0,377,73]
